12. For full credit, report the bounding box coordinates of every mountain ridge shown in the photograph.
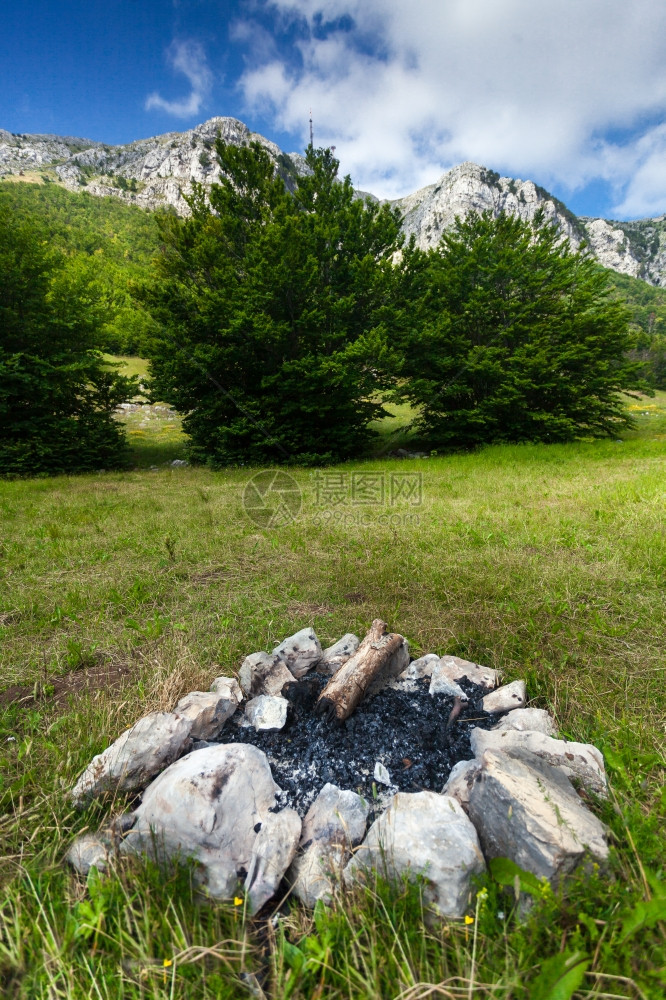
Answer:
[2,117,665,286]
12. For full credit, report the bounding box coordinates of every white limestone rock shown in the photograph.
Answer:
[428,664,468,701]
[290,783,369,908]
[399,653,440,680]
[345,791,485,919]
[210,675,243,703]
[493,707,557,736]
[71,712,192,806]
[466,750,608,886]
[239,652,296,698]
[321,634,360,675]
[272,628,323,678]
[66,833,111,875]
[374,761,392,786]
[482,680,526,714]
[174,690,238,740]
[395,162,583,255]
[470,728,607,797]
[436,655,498,690]
[244,809,302,913]
[245,695,288,731]
[120,744,279,898]
[441,758,481,809]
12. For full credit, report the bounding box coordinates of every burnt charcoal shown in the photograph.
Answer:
[220,674,498,816]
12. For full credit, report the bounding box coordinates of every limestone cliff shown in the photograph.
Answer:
[1,117,664,285]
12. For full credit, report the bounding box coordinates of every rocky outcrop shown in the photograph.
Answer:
[393,162,584,252]
[3,119,665,283]
[0,117,308,216]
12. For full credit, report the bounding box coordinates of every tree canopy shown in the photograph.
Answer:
[399,210,648,447]
[0,181,161,355]
[144,141,405,465]
[0,206,136,476]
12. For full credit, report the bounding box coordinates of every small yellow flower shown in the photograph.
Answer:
[234,897,244,906]
[464,915,474,925]
[163,959,173,968]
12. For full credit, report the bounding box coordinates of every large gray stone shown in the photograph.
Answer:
[71,712,192,806]
[436,655,498,690]
[345,791,485,919]
[121,744,279,899]
[174,690,238,740]
[466,750,608,886]
[239,652,295,698]
[482,680,526,713]
[321,634,360,675]
[392,652,438,693]
[244,809,301,913]
[493,707,556,736]
[470,728,607,797]
[245,695,289,731]
[291,783,370,908]
[272,628,323,678]
[399,653,440,680]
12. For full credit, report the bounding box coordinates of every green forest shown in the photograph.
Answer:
[0,180,162,355]
[2,176,665,378]
[1,161,665,474]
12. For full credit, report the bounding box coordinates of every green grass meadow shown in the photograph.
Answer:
[0,378,665,998]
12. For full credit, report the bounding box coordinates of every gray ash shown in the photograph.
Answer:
[218,673,498,816]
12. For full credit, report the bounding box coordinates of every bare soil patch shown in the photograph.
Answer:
[0,660,133,710]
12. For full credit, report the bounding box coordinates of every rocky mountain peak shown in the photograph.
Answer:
[1,117,664,284]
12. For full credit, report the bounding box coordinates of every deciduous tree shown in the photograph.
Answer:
[0,208,136,476]
[400,211,648,447]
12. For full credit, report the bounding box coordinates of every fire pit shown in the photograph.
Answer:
[66,619,610,922]
[215,669,497,817]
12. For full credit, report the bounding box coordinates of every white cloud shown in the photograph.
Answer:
[236,0,666,216]
[146,39,213,118]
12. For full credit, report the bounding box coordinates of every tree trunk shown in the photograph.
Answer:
[316,619,406,724]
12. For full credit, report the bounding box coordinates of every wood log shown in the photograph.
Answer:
[316,619,406,724]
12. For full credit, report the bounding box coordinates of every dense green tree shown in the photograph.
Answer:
[144,141,404,465]
[0,207,136,475]
[400,211,649,447]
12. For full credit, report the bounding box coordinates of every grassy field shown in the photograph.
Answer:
[0,384,665,998]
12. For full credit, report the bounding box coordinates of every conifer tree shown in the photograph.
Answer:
[145,142,404,465]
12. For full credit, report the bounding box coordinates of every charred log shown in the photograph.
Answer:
[316,619,407,724]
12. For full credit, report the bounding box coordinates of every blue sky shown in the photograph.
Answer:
[3,0,666,219]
